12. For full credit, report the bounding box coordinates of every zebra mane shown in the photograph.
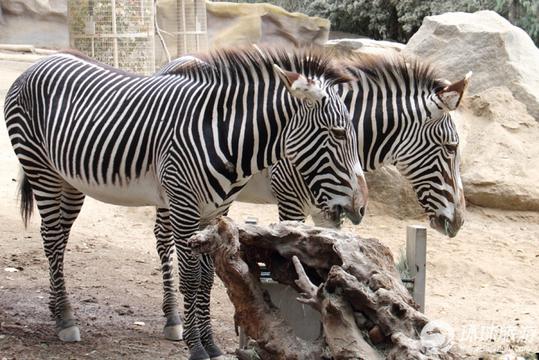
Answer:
[161,46,352,86]
[343,53,447,92]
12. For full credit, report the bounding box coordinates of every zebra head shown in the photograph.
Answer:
[395,71,471,238]
[274,65,368,225]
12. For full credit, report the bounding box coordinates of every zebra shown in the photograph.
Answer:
[235,53,470,237]
[4,47,368,360]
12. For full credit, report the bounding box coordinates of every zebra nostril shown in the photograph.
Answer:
[359,206,366,217]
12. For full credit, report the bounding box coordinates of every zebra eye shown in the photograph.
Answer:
[444,144,458,154]
[331,127,347,140]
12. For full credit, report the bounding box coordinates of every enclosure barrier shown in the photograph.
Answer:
[68,0,156,75]
[406,225,427,313]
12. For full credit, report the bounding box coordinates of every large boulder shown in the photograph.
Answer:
[457,87,539,211]
[404,10,539,121]
[365,167,423,219]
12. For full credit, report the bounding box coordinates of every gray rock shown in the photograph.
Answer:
[457,87,539,211]
[326,38,405,55]
[404,10,539,121]
[365,167,423,220]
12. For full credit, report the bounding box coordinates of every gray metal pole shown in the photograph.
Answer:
[406,225,427,313]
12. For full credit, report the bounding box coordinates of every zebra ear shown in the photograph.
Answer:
[273,64,326,102]
[436,71,472,111]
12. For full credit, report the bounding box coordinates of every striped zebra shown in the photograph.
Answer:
[235,54,469,236]
[4,48,367,360]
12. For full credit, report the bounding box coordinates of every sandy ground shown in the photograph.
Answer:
[1,57,538,359]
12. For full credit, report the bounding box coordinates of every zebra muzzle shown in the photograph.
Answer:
[328,203,365,226]
[346,175,369,225]
[343,204,365,225]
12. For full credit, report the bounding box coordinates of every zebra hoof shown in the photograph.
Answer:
[58,325,81,342]
[205,343,225,360]
[189,345,210,360]
[164,324,183,341]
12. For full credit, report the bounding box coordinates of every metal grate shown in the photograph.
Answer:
[68,0,156,75]
[176,0,208,55]
[154,0,208,66]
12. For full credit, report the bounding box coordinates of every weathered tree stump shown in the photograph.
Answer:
[189,217,460,360]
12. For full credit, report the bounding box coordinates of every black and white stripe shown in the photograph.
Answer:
[4,48,366,360]
[238,54,468,236]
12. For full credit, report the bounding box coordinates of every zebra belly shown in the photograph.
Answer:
[63,173,168,207]
[235,169,278,205]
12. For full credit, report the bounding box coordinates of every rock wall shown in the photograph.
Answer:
[457,88,539,211]
[0,0,68,48]
[155,1,329,65]
[404,10,539,122]
[205,2,329,48]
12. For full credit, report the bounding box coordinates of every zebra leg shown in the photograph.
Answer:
[154,207,183,341]
[198,254,224,360]
[30,176,80,342]
[169,205,210,360]
[60,184,85,236]
[54,184,85,341]
[178,247,208,360]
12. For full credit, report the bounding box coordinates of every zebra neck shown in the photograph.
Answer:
[341,77,424,172]
[185,69,298,183]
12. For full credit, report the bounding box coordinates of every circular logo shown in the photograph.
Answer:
[420,320,454,353]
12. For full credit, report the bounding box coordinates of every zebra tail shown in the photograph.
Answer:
[19,171,34,228]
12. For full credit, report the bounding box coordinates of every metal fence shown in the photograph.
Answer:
[68,0,156,75]
[155,0,208,65]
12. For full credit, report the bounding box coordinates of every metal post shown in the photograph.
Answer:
[111,0,119,68]
[239,326,247,349]
[148,0,156,74]
[406,225,427,313]
[180,0,187,55]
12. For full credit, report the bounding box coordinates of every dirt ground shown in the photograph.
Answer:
[1,58,538,359]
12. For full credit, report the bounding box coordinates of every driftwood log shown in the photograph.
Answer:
[189,217,460,360]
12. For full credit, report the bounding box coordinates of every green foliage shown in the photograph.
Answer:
[306,0,401,39]
[223,0,539,45]
[495,0,539,43]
